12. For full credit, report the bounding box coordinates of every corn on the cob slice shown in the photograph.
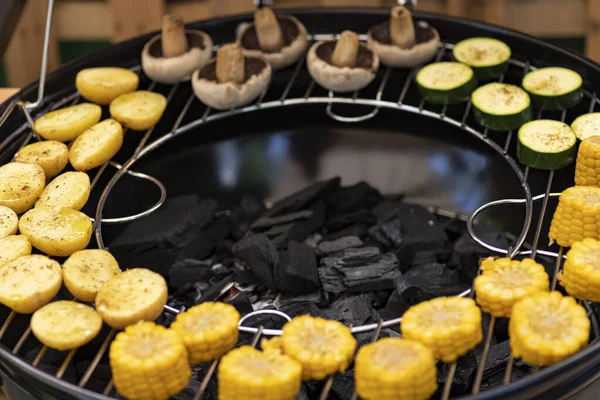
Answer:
[549,185,600,247]
[355,338,438,400]
[559,238,600,302]
[401,297,483,363]
[170,302,239,364]
[218,345,302,400]
[510,291,590,366]
[474,257,549,317]
[575,136,600,187]
[281,315,356,380]
[110,321,191,400]
[261,337,283,352]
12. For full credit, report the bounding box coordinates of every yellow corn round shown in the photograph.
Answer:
[510,291,590,366]
[355,338,438,400]
[559,238,600,302]
[549,186,600,247]
[170,302,240,364]
[109,322,191,400]
[218,345,302,400]
[261,336,283,352]
[474,257,549,317]
[575,136,600,187]
[281,315,356,380]
[401,297,483,363]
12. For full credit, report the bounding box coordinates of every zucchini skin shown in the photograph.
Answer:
[468,62,509,81]
[417,75,478,105]
[526,88,583,111]
[472,104,532,131]
[517,137,577,170]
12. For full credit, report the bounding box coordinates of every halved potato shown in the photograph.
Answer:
[19,206,92,257]
[33,103,102,142]
[0,162,46,214]
[31,301,103,350]
[35,171,91,210]
[0,205,18,238]
[109,91,167,131]
[69,119,124,171]
[14,140,69,179]
[0,255,62,314]
[96,268,168,329]
[76,67,139,105]
[0,235,32,268]
[63,249,121,302]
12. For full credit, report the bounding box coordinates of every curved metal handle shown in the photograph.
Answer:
[326,103,380,123]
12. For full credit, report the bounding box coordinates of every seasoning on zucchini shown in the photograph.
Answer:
[559,238,600,302]
[549,186,600,247]
[571,112,600,141]
[471,82,532,131]
[452,37,511,80]
[517,119,577,170]
[522,67,583,110]
[416,62,477,104]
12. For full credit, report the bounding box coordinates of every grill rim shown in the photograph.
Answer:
[2,7,600,400]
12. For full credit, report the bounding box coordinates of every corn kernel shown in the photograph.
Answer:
[549,186,600,247]
[576,137,600,186]
[559,238,600,302]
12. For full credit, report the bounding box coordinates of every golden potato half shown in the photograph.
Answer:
[0,255,62,314]
[76,67,139,105]
[109,91,167,131]
[19,206,92,257]
[34,103,102,142]
[35,171,91,210]
[69,119,124,171]
[14,140,69,178]
[0,205,18,239]
[63,249,121,302]
[0,162,46,214]
[0,235,32,268]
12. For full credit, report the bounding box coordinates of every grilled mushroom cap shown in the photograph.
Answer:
[367,6,440,68]
[191,43,272,110]
[142,15,213,84]
[307,30,380,93]
[236,7,308,70]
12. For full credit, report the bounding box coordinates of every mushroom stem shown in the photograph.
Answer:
[216,43,245,84]
[161,15,189,58]
[390,6,416,49]
[331,30,359,68]
[254,7,284,52]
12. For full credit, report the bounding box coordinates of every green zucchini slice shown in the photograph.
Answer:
[471,82,532,131]
[571,112,600,141]
[452,37,511,81]
[416,62,477,105]
[517,119,577,170]
[522,67,583,110]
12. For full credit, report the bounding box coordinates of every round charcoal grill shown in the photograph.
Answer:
[1,1,600,400]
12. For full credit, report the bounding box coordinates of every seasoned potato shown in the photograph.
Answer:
[14,140,69,178]
[0,162,46,214]
[35,171,91,210]
[31,301,103,350]
[76,67,139,105]
[63,249,121,302]
[96,268,168,329]
[0,205,18,238]
[34,103,102,142]
[69,119,124,171]
[0,255,62,314]
[0,235,32,268]
[19,206,92,257]
[109,91,167,131]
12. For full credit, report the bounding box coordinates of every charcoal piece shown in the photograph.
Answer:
[228,291,254,315]
[377,289,411,322]
[399,284,469,306]
[233,269,261,290]
[395,262,460,292]
[184,364,217,400]
[275,241,319,293]
[168,283,202,309]
[168,258,212,289]
[252,210,313,229]
[179,214,234,261]
[372,201,403,224]
[368,217,403,248]
[233,233,279,289]
[370,290,393,308]
[437,350,476,395]
[296,384,310,400]
[280,302,323,318]
[196,275,233,304]
[478,341,511,378]
[287,201,327,243]
[276,291,323,308]
[450,228,510,283]
[321,246,382,268]
[263,177,340,217]
[322,223,369,240]
[75,361,111,392]
[326,181,383,212]
[263,222,294,238]
[323,294,373,326]
[317,236,364,254]
[326,209,377,232]
[240,193,266,219]
[331,369,355,399]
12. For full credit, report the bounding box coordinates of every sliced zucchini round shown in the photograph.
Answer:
[522,67,583,110]
[571,112,600,141]
[471,82,532,131]
[416,62,477,105]
[517,119,577,170]
[452,37,511,81]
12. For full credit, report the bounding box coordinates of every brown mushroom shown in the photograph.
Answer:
[307,30,380,93]
[192,43,272,110]
[142,15,213,84]
[367,6,440,68]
